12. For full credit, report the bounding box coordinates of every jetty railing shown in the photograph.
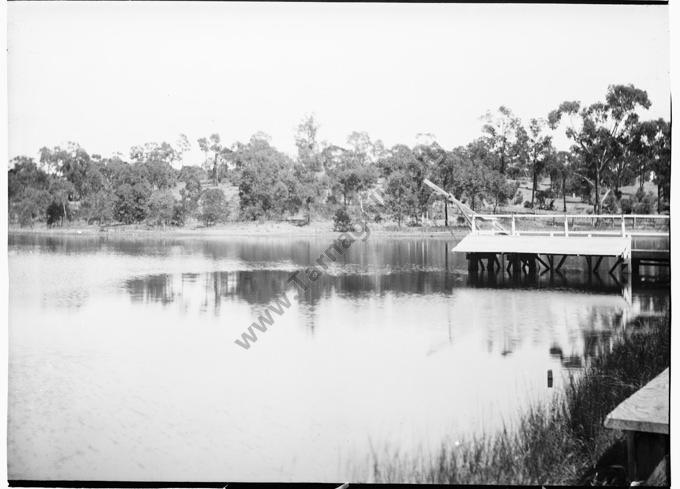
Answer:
[470,214,669,238]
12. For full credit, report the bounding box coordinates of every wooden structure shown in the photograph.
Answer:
[422,179,669,278]
[604,368,669,481]
[450,214,669,277]
[423,179,508,234]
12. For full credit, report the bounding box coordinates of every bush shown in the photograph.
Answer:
[620,198,633,214]
[171,202,187,227]
[46,202,66,227]
[523,201,533,209]
[333,207,353,232]
[80,190,115,225]
[513,191,524,205]
[199,188,229,226]
[146,190,176,226]
[114,182,151,224]
[631,191,657,214]
[601,192,620,214]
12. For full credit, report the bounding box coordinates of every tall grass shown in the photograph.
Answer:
[368,315,670,484]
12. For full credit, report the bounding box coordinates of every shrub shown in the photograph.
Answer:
[333,207,353,232]
[620,198,633,214]
[46,202,66,227]
[513,191,524,205]
[114,182,151,224]
[146,190,176,226]
[171,202,187,227]
[80,190,115,225]
[199,188,229,226]
[631,191,657,214]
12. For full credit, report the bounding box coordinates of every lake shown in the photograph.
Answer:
[7,233,669,482]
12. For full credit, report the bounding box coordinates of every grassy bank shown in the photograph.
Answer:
[8,221,470,239]
[367,314,670,484]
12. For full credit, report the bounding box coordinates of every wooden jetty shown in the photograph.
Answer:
[604,368,669,481]
[451,214,669,277]
[422,179,669,278]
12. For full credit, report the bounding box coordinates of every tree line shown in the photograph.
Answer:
[8,84,670,229]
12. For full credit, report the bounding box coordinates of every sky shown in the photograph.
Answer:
[7,2,670,166]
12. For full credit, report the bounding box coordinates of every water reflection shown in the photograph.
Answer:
[8,233,670,482]
[121,265,668,370]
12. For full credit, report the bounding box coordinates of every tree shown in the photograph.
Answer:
[548,84,651,213]
[384,168,415,227]
[547,151,578,212]
[176,134,192,167]
[147,190,176,226]
[232,135,299,220]
[9,157,49,200]
[135,159,177,191]
[199,188,229,226]
[198,134,227,185]
[178,175,203,219]
[522,118,554,208]
[178,165,208,183]
[114,182,151,224]
[295,115,322,172]
[649,119,671,212]
[80,190,115,225]
[379,144,432,225]
[458,139,512,211]
[433,152,457,226]
[481,106,522,175]
[39,143,92,199]
[130,142,180,167]
[11,187,52,227]
[47,177,75,225]
[327,135,378,207]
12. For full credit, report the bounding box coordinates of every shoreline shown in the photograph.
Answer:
[8,221,470,240]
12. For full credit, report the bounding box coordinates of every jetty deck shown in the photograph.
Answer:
[604,368,669,481]
[451,214,668,276]
[454,234,631,257]
[604,368,669,434]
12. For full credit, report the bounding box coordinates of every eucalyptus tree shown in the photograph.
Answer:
[547,151,579,212]
[39,143,92,200]
[481,106,522,175]
[649,119,671,212]
[548,84,651,213]
[294,115,325,220]
[197,133,228,185]
[381,145,420,226]
[176,133,192,167]
[523,118,555,208]
[232,134,299,220]
[295,115,322,172]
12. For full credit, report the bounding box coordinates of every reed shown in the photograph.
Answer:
[368,314,670,484]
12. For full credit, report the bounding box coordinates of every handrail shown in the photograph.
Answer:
[469,212,668,238]
[472,214,670,220]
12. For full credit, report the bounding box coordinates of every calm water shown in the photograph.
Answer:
[8,233,669,482]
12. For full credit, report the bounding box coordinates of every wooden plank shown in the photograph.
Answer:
[604,368,669,434]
